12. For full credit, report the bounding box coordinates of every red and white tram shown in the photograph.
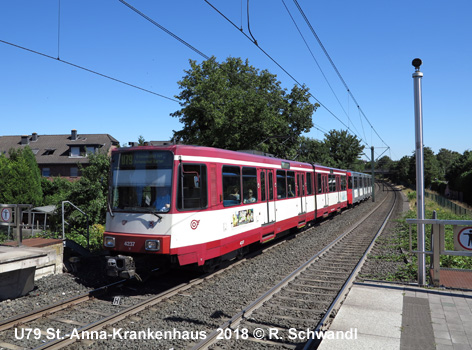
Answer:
[104,145,369,278]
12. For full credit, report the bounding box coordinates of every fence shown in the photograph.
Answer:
[407,215,472,286]
[425,191,471,218]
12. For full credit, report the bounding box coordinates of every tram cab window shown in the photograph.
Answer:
[276,170,286,199]
[223,166,241,206]
[177,164,208,210]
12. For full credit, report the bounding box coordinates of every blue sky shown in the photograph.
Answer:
[1,0,471,161]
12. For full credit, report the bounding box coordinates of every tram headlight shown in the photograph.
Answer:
[145,240,160,251]
[104,236,115,248]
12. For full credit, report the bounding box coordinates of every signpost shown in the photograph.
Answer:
[0,204,33,246]
[454,227,472,251]
[1,207,13,223]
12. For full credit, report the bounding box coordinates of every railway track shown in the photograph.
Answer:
[0,185,392,350]
[192,183,397,349]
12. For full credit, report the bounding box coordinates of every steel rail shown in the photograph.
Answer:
[33,276,208,349]
[303,186,397,349]
[191,184,391,350]
[0,278,127,332]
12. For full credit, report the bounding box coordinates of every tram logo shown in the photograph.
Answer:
[190,220,200,230]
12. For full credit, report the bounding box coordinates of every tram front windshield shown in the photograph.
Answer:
[111,150,173,213]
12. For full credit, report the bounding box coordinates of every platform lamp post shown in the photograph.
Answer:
[412,58,426,286]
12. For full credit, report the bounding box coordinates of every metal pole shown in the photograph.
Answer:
[62,201,65,240]
[371,146,375,202]
[412,58,426,285]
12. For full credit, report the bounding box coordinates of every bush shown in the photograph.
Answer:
[65,224,105,251]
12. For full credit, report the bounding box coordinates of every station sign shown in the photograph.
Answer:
[1,207,13,223]
[454,226,472,251]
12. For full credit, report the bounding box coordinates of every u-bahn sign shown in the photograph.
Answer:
[454,226,472,251]
[1,207,13,223]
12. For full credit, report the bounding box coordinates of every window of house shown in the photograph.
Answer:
[86,146,97,155]
[70,146,80,157]
[42,168,50,177]
[177,164,207,210]
[43,149,55,156]
[70,167,79,177]
[222,166,241,207]
[276,170,286,199]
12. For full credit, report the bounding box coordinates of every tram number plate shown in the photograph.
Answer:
[112,296,121,306]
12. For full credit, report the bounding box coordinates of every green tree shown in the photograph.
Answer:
[392,155,412,185]
[408,147,441,188]
[138,135,146,146]
[322,130,365,170]
[0,147,42,206]
[41,177,73,206]
[376,155,393,170]
[67,153,110,228]
[436,148,460,180]
[297,136,329,164]
[171,56,318,158]
[446,150,472,204]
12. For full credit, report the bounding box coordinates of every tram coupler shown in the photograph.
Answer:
[106,255,136,279]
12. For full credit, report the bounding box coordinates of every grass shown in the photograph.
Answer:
[400,189,472,270]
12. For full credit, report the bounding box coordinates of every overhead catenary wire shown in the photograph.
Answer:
[0,38,179,103]
[118,0,210,60]
[292,0,390,150]
[203,0,368,148]
[280,0,365,143]
[119,0,361,147]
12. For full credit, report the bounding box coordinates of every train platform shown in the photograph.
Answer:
[318,280,472,350]
[0,238,63,299]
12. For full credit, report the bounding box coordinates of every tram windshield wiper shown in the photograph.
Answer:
[146,207,163,221]
[107,201,114,217]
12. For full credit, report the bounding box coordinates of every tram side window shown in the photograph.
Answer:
[222,166,241,207]
[329,174,336,192]
[306,173,313,195]
[317,173,322,193]
[276,170,287,199]
[243,167,257,204]
[177,164,208,210]
[341,175,346,191]
[287,171,296,197]
[348,176,353,190]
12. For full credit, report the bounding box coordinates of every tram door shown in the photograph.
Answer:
[322,174,329,208]
[297,173,306,214]
[260,169,276,225]
[336,175,341,203]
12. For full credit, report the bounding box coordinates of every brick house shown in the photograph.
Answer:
[0,129,119,179]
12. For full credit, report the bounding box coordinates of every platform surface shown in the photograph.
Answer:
[0,239,62,278]
[318,281,472,350]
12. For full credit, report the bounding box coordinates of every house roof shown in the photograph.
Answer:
[0,130,119,165]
